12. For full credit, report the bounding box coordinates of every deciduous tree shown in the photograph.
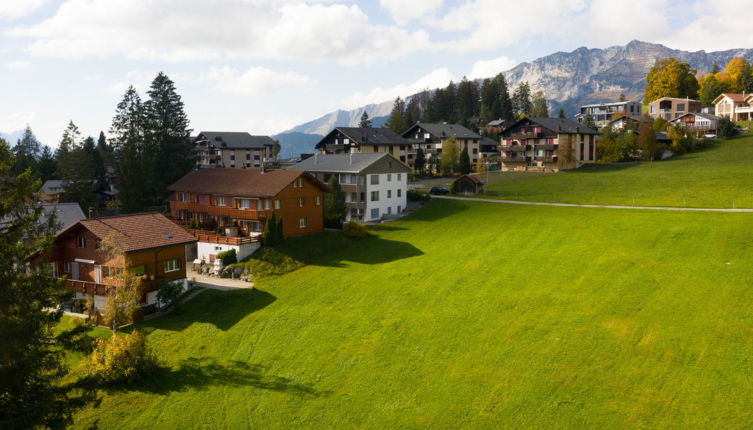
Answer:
[439,137,459,174]
[100,232,143,331]
[637,122,659,161]
[323,176,346,228]
[644,57,699,104]
[531,91,549,117]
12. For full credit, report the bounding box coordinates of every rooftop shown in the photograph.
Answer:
[75,213,196,253]
[317,127,408,148]
[168,168,326,197]
[287,152,410,174]
[195,131,275,149]
[405,122,482,139]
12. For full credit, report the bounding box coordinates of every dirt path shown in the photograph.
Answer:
[433,195,753,213]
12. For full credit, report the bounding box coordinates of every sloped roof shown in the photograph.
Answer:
[480,137,499,147]
[74,213,196,253]
[405,123,482,139]
[672,112,722,122]
[195,131,275,149]
[168,168,327,197]
[40,180,67,193]
[504,117,598,135]
[713,93,749,104]
[608,114,650,125]
[454,174,484,185]
[317,127,408,148]
[287,152,410,174]
[41,203,85,233]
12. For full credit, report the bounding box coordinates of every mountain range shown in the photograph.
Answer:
[274,40,753,157]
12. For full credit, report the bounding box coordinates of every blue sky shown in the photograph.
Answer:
[1,0,749,147]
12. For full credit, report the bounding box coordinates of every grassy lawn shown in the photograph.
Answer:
[475,135,753,208]
[70,199,753,428]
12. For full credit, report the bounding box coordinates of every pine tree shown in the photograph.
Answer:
[512,82,532,116]
[54,121,79,172]
[0,139,95,428]
[110,86,146,212]
[142,72,193,207]
[458,144,471,174]
[558,108,566,118]
[494,74,515,123]
[414,148,425,173]
[455,77,478,127]
[711,62,720,74]
[11,125,42,177]
[323,176,346,228]
[405,97,421,126]
[358,112,372,128]
[38,146,57,182]
[83,136,105,188]
[385,97,408,134]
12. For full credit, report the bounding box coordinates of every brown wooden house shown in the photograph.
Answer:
[452,175,484,195]
[44,213,196,314]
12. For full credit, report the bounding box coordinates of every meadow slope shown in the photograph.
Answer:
[73,199,753,429]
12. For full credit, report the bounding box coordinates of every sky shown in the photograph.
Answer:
[1,0,752,147]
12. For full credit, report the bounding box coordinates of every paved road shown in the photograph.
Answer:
[433,195,753,213]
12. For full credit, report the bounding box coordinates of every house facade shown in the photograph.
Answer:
[402,122,483,169]
[671,112,721,133]
[315,127,415,168]
[500,117,597,171]
[45,213,196,313]
[607,114,651,131]
[194,131,275,169]
[577,100,642,127]
[647,97,702,120]
[289,153,410,222]
[713,93,753,121]
[168,168,327,262]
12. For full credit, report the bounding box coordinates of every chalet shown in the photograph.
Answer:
[671,112,722,133]
[607,114,651,131]
[452,175,484,195]
[479,137,500,158]
[576,100,642,127]
[194,131,275,169]
[45,213,196,313]
[713,93,753,121]
[500,117,597,171]
[289,153,410,222]
[648,97,701,120]
[315,127,414,167]
[168,168,327,262]
[402,122,483,169]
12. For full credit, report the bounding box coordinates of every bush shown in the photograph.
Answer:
[231,247,303,280]
[216,249,237,266]
[718,117,737,138]
[76,330,159,385]
[342,221,369,239]
[407,189,430,202]
[157,280,184,309]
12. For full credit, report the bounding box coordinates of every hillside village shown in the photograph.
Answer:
[5,32,753,428]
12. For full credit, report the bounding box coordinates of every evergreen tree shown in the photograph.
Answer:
[83,136,105,188]
[530,91,549,117]
[38,146,57,182]
[414,147,425,173]
[385,97,408,134]
[558,108,566,118]
[11,126,42,177]
[0,139,95,429]
[405,97,421,126]
[54,121,79,173]
[96,131,113,170]
[142,72,193,207]
[583,114,597,131]
[455,77,478,127]
[262,212,283,246]
[358,111,372,128]
[110,86,146,212]
[442,81,457,122]
[424,90,441,122]
[711,62,720,74]
[619,93,626,102]
[458,144,471,174]
[494,73,515,123]
[738,63,753,93]
[512,82,532,116]
[323,176,346,228]
[271,140,281,161]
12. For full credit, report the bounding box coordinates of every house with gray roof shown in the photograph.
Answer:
[288,152,410,222]
[402,122,483,171]
[194,131,275,169]
[315,127,415,168]
[500,117,597,171]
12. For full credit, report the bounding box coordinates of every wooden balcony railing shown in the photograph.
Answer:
[502,156,527,162]
[170,200,270,220]
[66,278,160,297]
[186,229,261,245]
[500,145,526,152]
[534,144,557,150]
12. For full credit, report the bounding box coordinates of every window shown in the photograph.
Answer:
[370,174,379,185]
[217,196,227,206]
[264,199,271,210]
[370,208,379,219]
[371,191,379,201]
[315,196,321,205]
[387,206,392,214]
[76,236,86,248]
[130,265,146,277]
[274,200,281,209]
[677,103,685,112]
[387,173,392,182]
[164,259,180,273]
[294,178,304,188]
[64,262,71,273]
[103,266,122,279]
[398,205,401,213]
[387,190,392,198]
[178,192,187,202]
[298,217,307,228]
[397,173,401,181]
[298,197,305,207]
[239,199,251,209]
[579,142,585,161]
[397,189,402,197]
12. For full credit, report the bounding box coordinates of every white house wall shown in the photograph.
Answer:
[365,172,408,221]
[196,241,260,263]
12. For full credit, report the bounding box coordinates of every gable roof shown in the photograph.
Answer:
[504,117,598,135]
[671,112,722,122]
[454,174,483,185]
[41,203,86,233]
[168,168,327,197]
[69,213,196,253]
[649,96,701,104]
[315,127,408,148]
[39,179,67,193]
[607,114,650,125]
[404,122,482,139]
[195,131,275,149]
[712,93,750,105]
[480,137,499,147]
[286,152,411,174]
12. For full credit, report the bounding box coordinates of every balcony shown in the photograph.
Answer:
[186,229,261,246]
[502,156,527,163]
[534,144,557,150]
[65,278,159,297]
[170,201,270,220]
[535,156,558,163]
[324,144,347,153]
[345,201,366,210]
[508,132,543,140]
[500,144,525,152]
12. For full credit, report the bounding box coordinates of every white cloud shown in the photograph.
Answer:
[0,0,49,19]
[8,0,431,65]
[581,0,669,48]
[0,112,37,135]
[380,0,442,25]
[341,67,456,109]
[468,55,518,79]
[204,65,313,96]
[661,0,753,52]
[6,60,31,70]
[106,70,155,95]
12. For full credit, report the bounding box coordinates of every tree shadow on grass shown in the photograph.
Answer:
[401,198,467,222]
[292,236,424,268]
[138,288,276,332]
[104,357,329,398]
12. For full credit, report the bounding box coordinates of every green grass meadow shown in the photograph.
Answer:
[464,135,753,208]
[71,197,753,429]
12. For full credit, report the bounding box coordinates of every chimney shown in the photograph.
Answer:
[314,153,318,164]
[349,152,353,165]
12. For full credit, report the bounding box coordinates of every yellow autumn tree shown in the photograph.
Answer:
[100,231,143,331]
[644,58,699,104]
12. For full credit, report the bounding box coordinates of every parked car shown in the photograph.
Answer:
[429,186,450,195]
[704,133,717,139]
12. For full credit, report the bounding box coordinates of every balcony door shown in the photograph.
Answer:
[71,262,79,280]
[94,265,102,284]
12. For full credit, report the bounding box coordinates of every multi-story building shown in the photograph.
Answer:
[43,213,196,313]
[713,93,753,121]
[499,117,597,171]
[315,127,415,167]
[647,97,702,120]
[576,100,642,127]
[194,131,275,169]
[401,122,483,168]
[168,168,327,262]
[289,153,410,222]
[671,112,722,133]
